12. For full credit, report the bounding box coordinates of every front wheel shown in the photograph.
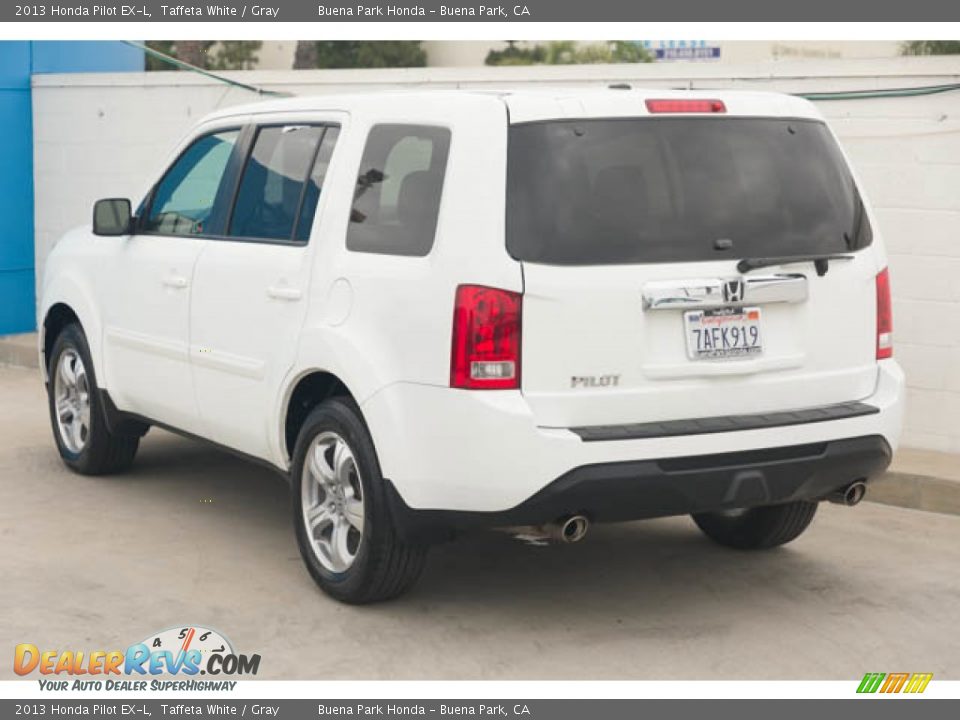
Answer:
[692,500,819,550]
[291,398,427,604]
[47,323,140,475]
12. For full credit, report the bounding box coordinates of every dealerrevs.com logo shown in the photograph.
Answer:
[14,626,260,691]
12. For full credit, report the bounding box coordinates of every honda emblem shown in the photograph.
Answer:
[723,279,745,303]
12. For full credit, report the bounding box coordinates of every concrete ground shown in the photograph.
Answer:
[2,363,960,681]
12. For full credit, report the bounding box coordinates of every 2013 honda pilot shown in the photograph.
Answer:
[39,89,904,602]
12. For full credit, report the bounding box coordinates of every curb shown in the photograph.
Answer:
[867,472,960,517]
[0,333,39,369]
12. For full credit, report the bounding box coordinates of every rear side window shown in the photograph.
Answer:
[507,118,872,265]
[144,129,239,236]
[346,124,451,257]
[228,124,337,242]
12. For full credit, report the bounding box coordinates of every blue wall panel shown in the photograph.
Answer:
[0,271,37,336]
[32,41,144,74]
[0,41,143,335]
[0,42,34,335]
[0,88,35,272]
[0,42,31,88]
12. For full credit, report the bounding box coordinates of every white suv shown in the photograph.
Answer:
[40,89,904,603]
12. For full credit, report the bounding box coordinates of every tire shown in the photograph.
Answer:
[692,500,819,550]
[292,397,427,604]
[47,323,140,475]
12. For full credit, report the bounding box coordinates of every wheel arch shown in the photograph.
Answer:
[42,303,82,373]
[39,279,102,384]
[38,229,109,385]
[280,369,360,464]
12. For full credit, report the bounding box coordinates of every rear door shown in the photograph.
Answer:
[508,113,880,429]
[189,118,342,460]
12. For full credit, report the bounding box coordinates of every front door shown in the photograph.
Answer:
[100,127,242,433]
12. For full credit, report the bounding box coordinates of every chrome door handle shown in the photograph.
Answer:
[267,286,303,302]
[162,274,188,290]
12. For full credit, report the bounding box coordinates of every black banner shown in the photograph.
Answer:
[5,0,960,22]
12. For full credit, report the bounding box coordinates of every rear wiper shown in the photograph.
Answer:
[736,253,854,277]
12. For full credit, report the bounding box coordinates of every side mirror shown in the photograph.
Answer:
[93,198,132,236]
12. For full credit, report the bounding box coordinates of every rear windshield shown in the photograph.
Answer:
[506,117,871,265]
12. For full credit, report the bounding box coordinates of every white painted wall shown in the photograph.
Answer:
[257,41,902,69]
[32,56,960,452]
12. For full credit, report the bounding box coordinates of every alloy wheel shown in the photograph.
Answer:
[301,431,366,573]
[53,348,91,454]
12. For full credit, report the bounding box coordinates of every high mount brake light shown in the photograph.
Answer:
[451,285,522,390]
[876,268,893,359]
[645,99,726,114]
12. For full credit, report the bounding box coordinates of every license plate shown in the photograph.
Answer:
[685,307,763,360]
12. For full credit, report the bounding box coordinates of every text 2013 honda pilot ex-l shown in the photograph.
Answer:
[39,89,904,603]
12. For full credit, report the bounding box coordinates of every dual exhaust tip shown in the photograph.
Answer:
[506,482,866,545]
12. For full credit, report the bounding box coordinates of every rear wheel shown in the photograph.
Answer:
[692,501,818,550]
[292,398,427,604]
[47,323,140,475]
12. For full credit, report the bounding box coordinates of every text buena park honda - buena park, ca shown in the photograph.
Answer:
[318,705,531,716]
[318,4,532,17]
[19,3,531,17]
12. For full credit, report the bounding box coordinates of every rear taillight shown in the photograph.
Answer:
[645,99,726,114]
[876,267,893,359]
[451,285,522,390]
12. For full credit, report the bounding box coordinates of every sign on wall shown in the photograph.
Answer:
[640,40,722,61]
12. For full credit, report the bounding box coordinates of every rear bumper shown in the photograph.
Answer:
[361,359,904,517]
[385,435,891,539]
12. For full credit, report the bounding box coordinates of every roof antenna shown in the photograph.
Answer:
[608,83,632,90]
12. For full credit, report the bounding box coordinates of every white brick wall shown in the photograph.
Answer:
[31,57,960,452]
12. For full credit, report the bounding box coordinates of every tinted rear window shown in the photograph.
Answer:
[506,118,871,265]
[346,124,451,257]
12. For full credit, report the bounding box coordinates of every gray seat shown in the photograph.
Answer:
[396,170,444,250]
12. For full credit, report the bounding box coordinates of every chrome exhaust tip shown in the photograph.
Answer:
[555,515,590,543]
[500,514,591,545]
[829,480,867,506]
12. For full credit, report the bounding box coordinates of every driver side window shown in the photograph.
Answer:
[143,129,240,236]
